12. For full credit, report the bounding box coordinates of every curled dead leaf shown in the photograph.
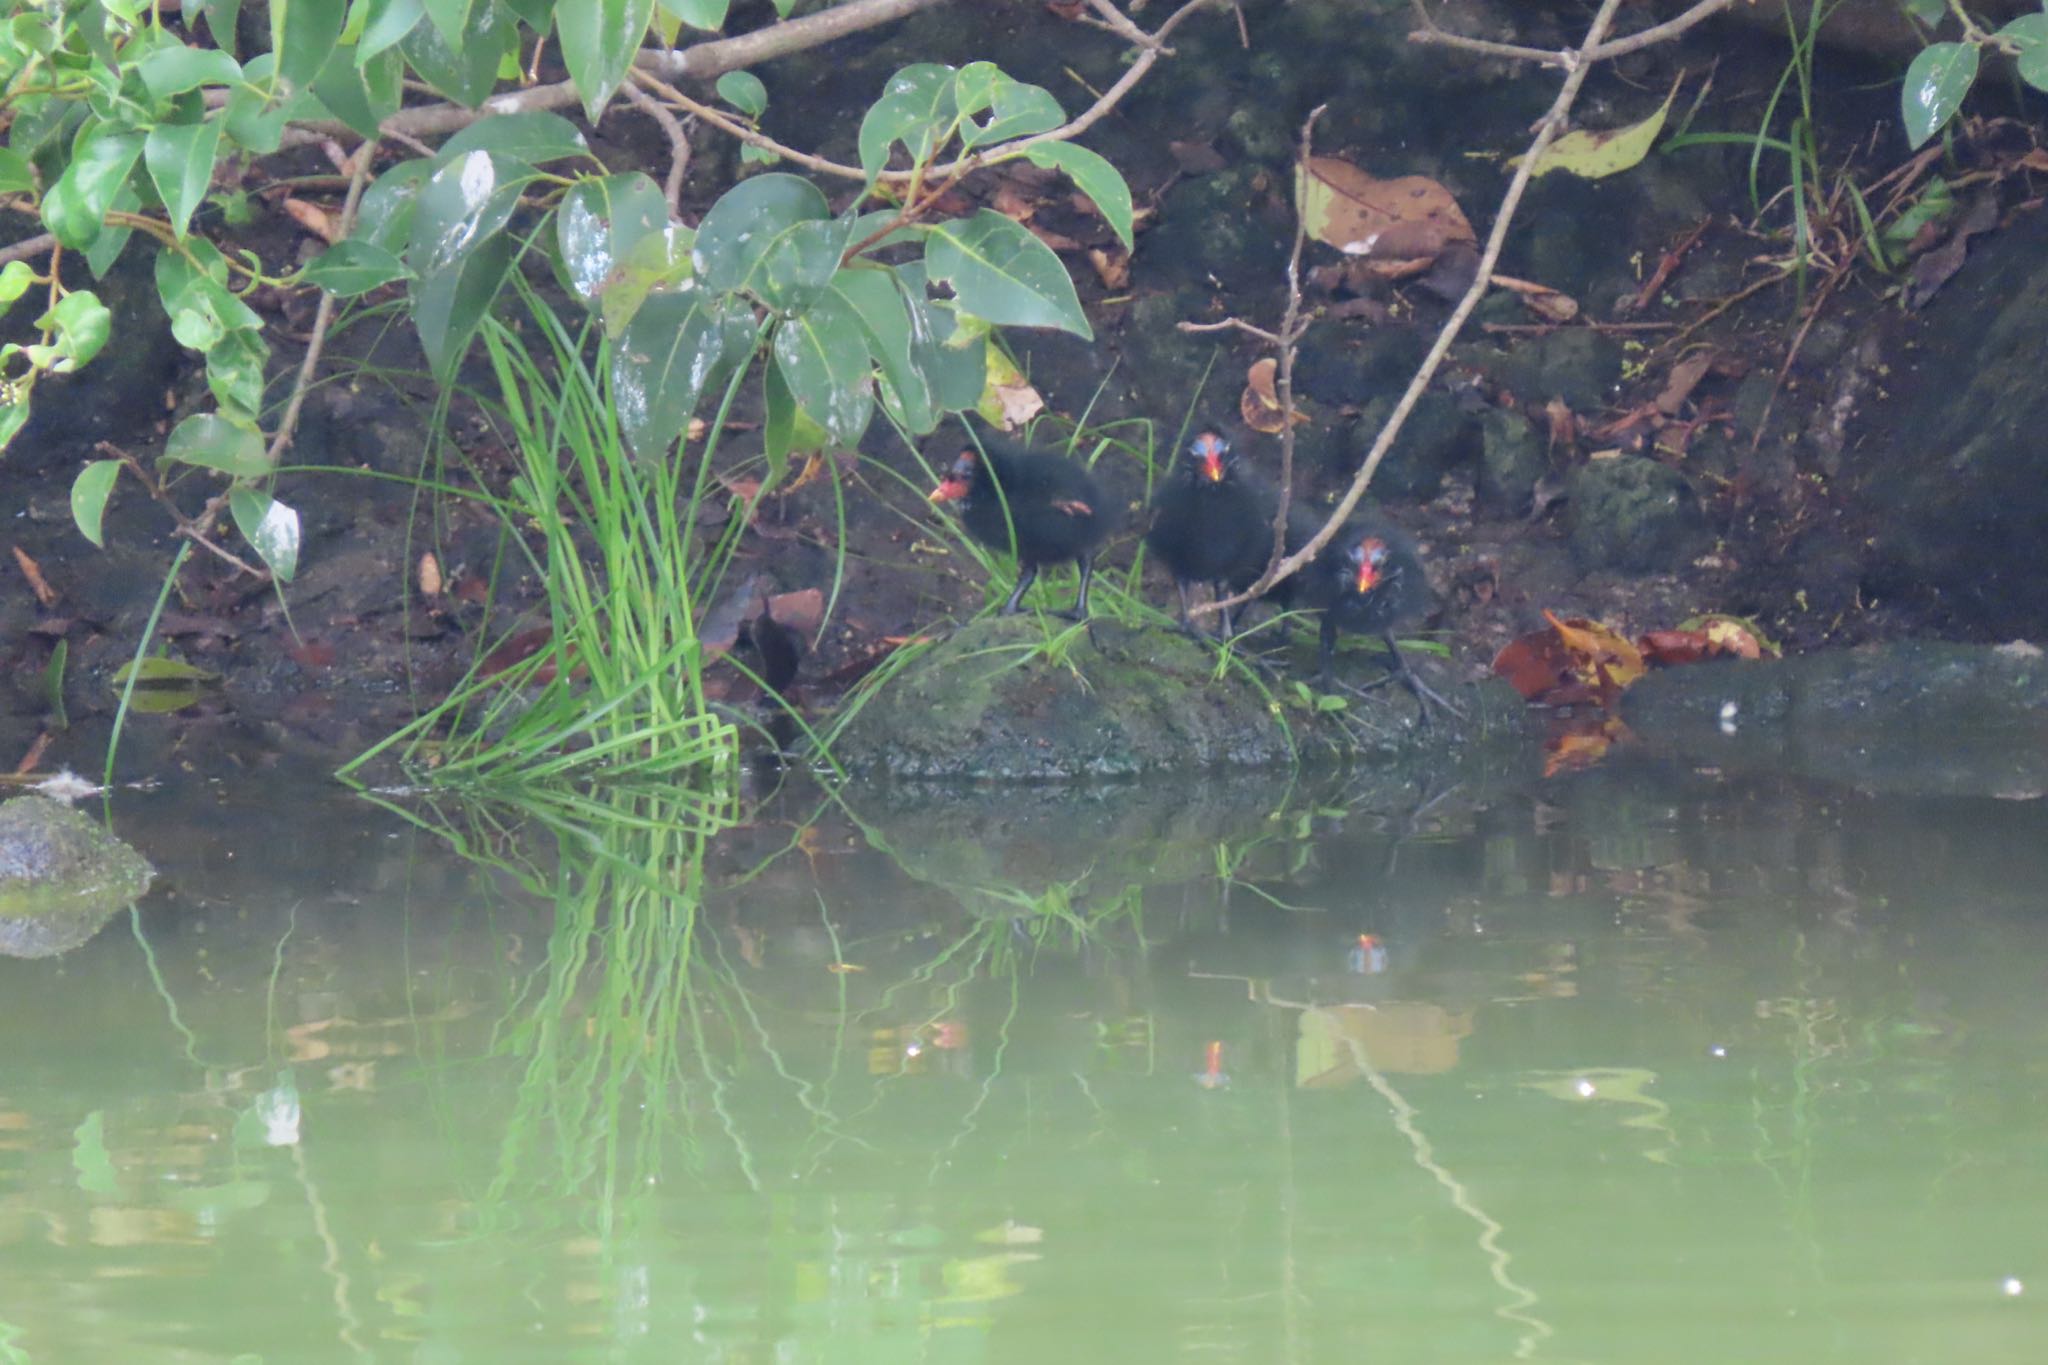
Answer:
[1492,274,1579,323]
[1239,357,1310,434]
[1086,247,1130,290]
[282,197,342,244]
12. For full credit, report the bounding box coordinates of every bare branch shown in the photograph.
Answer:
[0,231,54,268]
[622,80,693,214]
[264,140,379,473]
[1408,0,1741,67]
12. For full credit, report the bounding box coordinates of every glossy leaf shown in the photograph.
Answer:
[406,150,524,275]
[1020,141,1133,250]
[165,413,270,478]
[502,0,556,29]
[661,0,728,28]
[558,0,656,121]
[421,0,477,46]
[300,238,414,295]
[830,265,934,432]
[898,263,986,412]
[954,63,1063,150]
[206,329,270,420]
[28,291,112,373]
[0,147,33,194]
[744,218,851,313]
[70,460,123,548]
[716,70,767,117]
[598,229,694,336]
[136,45,242,99]
[771,290,873,445]
[355,158,434,252]
[0,260,33,309]
[441,110,590,165]
[156,246,265,337]
[400,0,514,106]
[1901,41,1978,149]
[692,172,830,292]
[273,0,347,93]
[144,118,224,239]
[557,171,669,303]
[858,63,956,184]
[224,54,292,153]
[311,44,403,138]
[0,396,28,453]
[230,489,302,582]
[2001,14,2048,91]
[613,292,755,462]
[83,184,140,278]
[358,0,425,60]
[44,130,143,248]
[925,209,1091,338]
[414,231,517,380]
[762,353,797,478]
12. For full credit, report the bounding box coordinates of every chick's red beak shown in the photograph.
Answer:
[1201,451,1225,482]
[1354,558,1379,594]
[929,476,969,504]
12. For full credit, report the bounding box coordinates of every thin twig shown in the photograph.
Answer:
[97,442,264,577]
[264,140,379,470]
[622,80,692,215]
[0,231,54,268]
[1407,0,1741,68]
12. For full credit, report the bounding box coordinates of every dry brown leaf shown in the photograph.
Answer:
[1492,274,1579,322]
[417,552,443,598]
[1655,350,1715,416]
[1297,156,1474,280]
[1085,247,1130,290]
[12,546,56,608]
[282,197,342,244]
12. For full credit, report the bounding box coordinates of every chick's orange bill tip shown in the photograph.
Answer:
[929,477,969,504]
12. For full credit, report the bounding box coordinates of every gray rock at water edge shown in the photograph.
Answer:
[0,795,156,958]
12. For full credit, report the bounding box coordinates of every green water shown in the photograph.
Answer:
[2,763,2046,1364]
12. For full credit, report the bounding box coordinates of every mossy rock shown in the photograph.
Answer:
[0,795,155,957]
[1567,456,1708,572]
[832,615,1291,780]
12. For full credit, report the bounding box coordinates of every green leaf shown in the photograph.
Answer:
[660,0,727,28]
[301,239,414,296]
[692,172,830,292]
[43,130,143,249]
[0,147,34,195]
[421,0,477,46]
[0,394,28,453]
[829,265,934,432]
[355,158,434,252]
[1020,141,1133,250]
[744,218,851,313]
[192,0,246,55]
[400,0,514,106]
[1902,41,1978,149]
[2000,14,2048,91]
[30,291,112,373]
[954,63,1063,150]
[157,245,265,337]
[165,413,271,478]
[1900,0,1944,22]
[273,0,348,93]
[70,460,123,548]
[771,291,873,445]
[311,43,403,138]
[136,46,243,99]
[898,263,985,411]
[502,0,556,31]
[762,352,796,478]
[442,111,590,166]
[716,70,767,117]
[557,0,655,122]
[558,171,670,303]
[358,0,425,61]
[84,184,139,278]
[858,63,957,184]
[598,230,694,336]
[406,150,525,275]
[144,118,224,239]
[206,329,270,420]
[414,231,517,381]
[612,293,755,462]
[224,54,292,154]
[0,260,34,308]
[925,209,1091,338]
[230,489,301,581]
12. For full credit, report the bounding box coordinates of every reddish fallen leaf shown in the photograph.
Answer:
[14,731,54,775]
[1240,357,1310,434]
[480,626,554,678]
[1543,714,1634,778]
[1638,629,1713,666]
[1168,140,1227,174]
[286,637,337,670]
[1654,349,1715,416]
[767,588,824,636]
[1026,223,1083,252]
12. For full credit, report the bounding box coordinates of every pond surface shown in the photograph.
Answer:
[3,757,2046,1364]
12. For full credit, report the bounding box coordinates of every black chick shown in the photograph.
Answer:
[1293,521,1459,722]
[928,433,1112,619]
[1144,431,1272,634]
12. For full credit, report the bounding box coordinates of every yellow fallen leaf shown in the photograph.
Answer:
[1515,73,1683,180]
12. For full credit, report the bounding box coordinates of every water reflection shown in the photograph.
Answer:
[1,760,2045,1362]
